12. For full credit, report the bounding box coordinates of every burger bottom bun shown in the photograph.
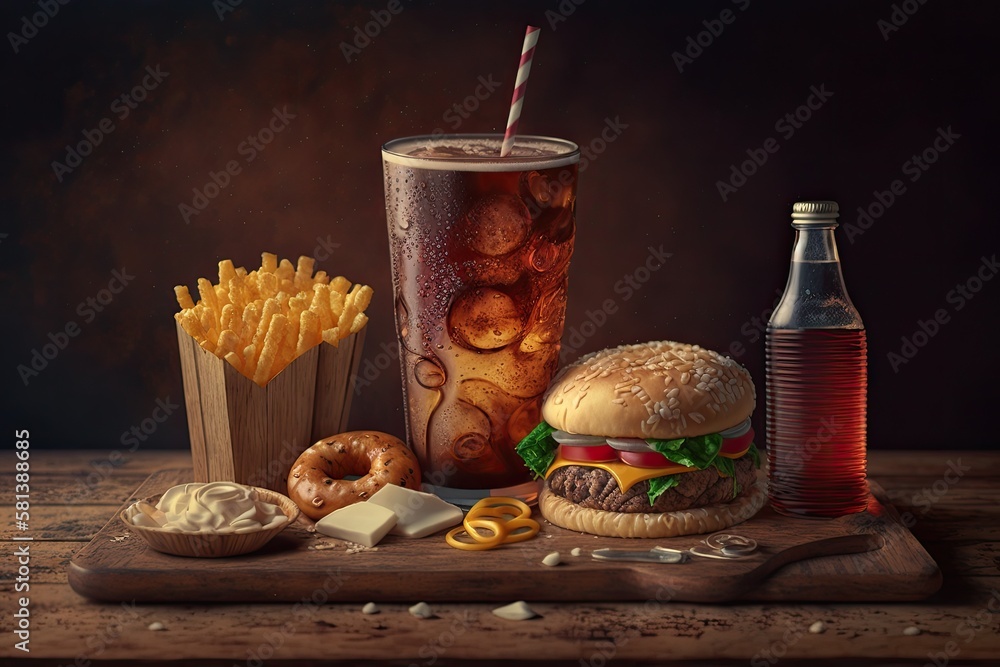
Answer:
[538,479,767,538]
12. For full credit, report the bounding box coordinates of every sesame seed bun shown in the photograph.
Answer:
[541,340,756,439]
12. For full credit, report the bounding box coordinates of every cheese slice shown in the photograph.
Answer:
[544,445,752,493]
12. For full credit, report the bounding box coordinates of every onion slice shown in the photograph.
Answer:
[605,438,655,452]
[718,418,751,439]
[551,430,608,446]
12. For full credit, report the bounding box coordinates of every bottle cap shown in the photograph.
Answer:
[791,200,839,222]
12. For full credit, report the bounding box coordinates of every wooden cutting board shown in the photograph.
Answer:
[67,468,941,603]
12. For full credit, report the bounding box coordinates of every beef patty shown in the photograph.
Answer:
[546,456,758,513]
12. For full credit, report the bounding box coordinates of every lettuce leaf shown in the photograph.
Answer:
[747,442,762,469]
[711,455,740,498]
[514,421,558,478]
[646,475,679,506]
[645,433,723,469]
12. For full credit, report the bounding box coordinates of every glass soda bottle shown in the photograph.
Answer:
[766,200,869,517]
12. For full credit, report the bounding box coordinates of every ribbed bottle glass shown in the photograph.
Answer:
[766,201,869,517]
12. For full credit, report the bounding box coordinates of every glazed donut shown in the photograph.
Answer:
[287,431,421,520]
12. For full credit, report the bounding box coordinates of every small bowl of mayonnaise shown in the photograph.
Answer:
[120,481,300,557]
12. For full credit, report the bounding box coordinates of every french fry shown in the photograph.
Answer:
[227,274,247,311]
[198,307,219,345]
[242,343,258,379]
[197,278,219,318]
[296,309,321,355]
[253,314,289,385]
[329,290,345,322]
[261,252,278,274]
[337,293,359,332]
[240,302,260,348]
[322,326,341,347]
[259,271,279,298]
[216,329,241,359]
[214,283,231,310]
[330,276,351,295]
[349,284,374,313]
[295,256,315,291]
[276,258,295,283]
[313,270,329,285]
[221,304,240,336]
[257,297,281,340]
[310,284,335,331]
[350,312,369,334]
[174,285,195,310]
[218,259,237,286]
[224,351,243,372]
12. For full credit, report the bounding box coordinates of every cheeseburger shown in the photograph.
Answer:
[516,340,765,538]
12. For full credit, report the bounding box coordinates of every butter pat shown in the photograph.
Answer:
[368,484,464,538]
[316,502,397,547]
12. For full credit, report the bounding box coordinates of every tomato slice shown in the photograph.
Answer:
[619,450,675,468]
[560,444,618,463]
[720,428,754,456]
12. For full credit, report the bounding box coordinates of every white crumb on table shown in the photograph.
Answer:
[409,602,433,619]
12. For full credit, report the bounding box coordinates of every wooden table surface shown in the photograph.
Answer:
[2,449,998,666]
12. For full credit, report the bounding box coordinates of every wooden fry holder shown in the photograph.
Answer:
[175,320,367,494]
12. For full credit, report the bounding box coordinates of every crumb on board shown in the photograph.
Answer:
[409,602,433,619]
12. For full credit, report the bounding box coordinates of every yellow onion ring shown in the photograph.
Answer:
[446,518,507,551]
[467,497,531,520]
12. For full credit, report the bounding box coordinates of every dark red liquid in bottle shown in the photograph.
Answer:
[766,328,869,517]
[766,201,869,518]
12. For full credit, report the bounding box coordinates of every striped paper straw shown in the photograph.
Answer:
[500,26,540,158]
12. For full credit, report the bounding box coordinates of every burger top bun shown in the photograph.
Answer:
[541,340,755,439]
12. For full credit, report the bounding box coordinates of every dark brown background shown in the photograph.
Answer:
[2,0,997,453]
